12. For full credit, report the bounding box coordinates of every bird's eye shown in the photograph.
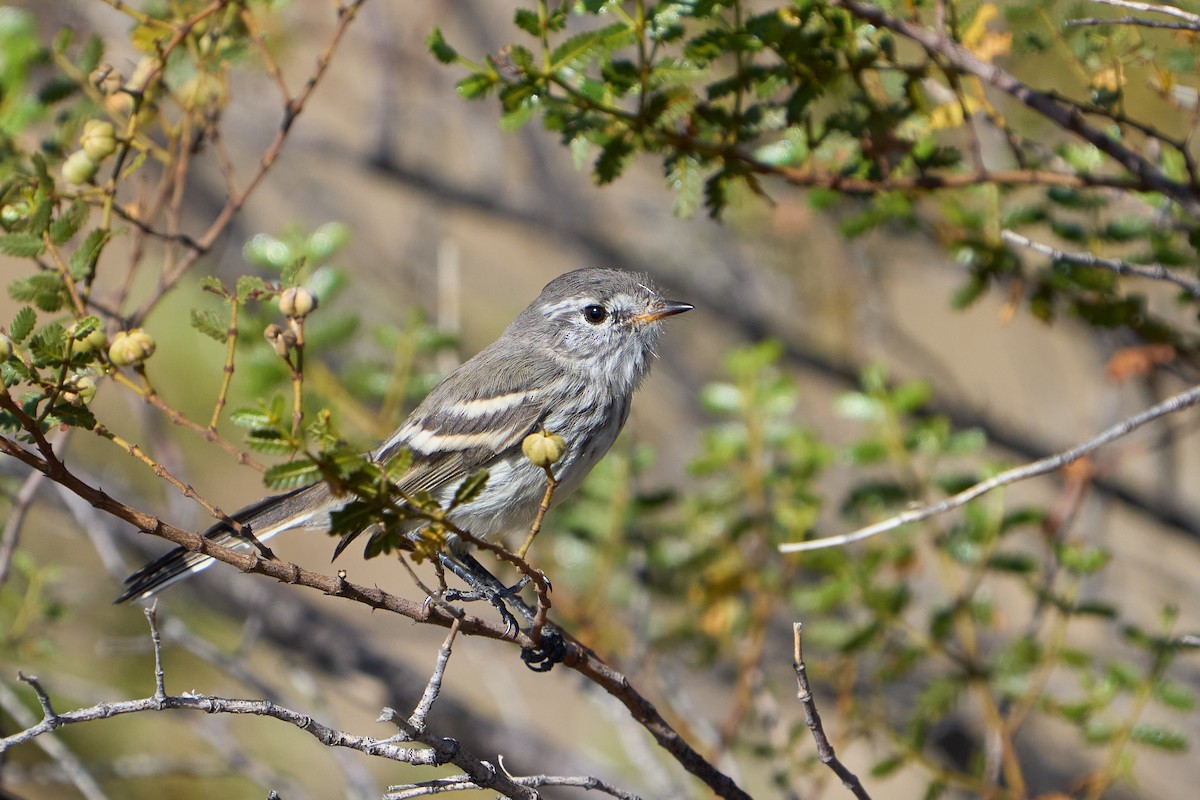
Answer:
[582,304,608,324]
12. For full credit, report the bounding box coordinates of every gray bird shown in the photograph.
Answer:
[118,268,692,602]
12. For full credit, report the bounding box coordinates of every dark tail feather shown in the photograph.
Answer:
[116,484,326,603]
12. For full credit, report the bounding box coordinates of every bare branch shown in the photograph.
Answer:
[792,623,871,800]
[1091,0,1200,24]
[781,382,1200,552]
[1001,229,1200,297]
[408,618,460,728]
[1065,15,1200,30]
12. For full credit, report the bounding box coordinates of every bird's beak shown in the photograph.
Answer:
[633,299,693,325]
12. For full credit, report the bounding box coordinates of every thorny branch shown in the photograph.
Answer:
[781,382,1200,553]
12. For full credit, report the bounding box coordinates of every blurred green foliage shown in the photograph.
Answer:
[0,1,1198,798]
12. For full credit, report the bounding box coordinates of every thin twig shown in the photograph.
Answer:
[792,623,871,800]
[1001,229,1200,296]
[781,382,1200,552]
[1066,15,1200,30]
[1091,0,1200,24]
[408,618,460,728]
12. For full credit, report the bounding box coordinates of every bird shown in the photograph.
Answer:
[117,268,692,603]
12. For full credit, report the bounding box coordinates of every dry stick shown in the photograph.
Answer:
[829,0,1200,216]
[1066,15,1200,29]
[1091,0,1200,23]
[408,618,460,729]
[781,382,1200,553]
[1001,229,1200,297]
[0,436,751,800]
[792,623,871,800]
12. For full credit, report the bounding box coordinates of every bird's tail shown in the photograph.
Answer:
[116,482,336,603]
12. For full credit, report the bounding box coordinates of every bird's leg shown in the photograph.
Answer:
[437,552,566,671]
[438,552,527,633]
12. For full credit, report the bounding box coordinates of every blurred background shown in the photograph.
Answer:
[2,2,1199,798]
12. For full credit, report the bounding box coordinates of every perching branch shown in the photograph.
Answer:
[781,382,1200,552]
[1001,229,1200,297]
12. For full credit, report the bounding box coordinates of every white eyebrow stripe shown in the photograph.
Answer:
[449,391,531,418]
[407,428,507,454]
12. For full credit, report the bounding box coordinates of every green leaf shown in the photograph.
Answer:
[456,72,498,100]
[987,552,1037,574]
[230,408,275,429]
[891,379,931,414]
[549,24,631,70]
[426,27,458,64]
[452,468,489,507]
[513,8,541,37]
[236,274,267,302]
[264,458,321,490]
[10,307,35,343]
[49,200,90,244]
[870,755,905,778]
[1153,679,1196,711]
[0,233,45,257]
[29,194,52,235]
[69,229,108,279]
[1057,542,1111,575]
[1130,723,1187,751]
[190,308,228,343]
[594,135,634,184]
[245,428,295,455]
[8,273,66,312]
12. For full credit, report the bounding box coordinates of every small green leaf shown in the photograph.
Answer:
[1130,723,1187,751]
[245,429,295,455]
[236,274,268,302]
[513,8,541,36]
[8,273,66,312]
[456,72,498,99]
[426,27,458,64]
[0,233,45,257]
[69,229,108,278]
[870,755,905,778]
[29,195,52,235]
[452,468,489,507]
[1153,679,1196,712]
[49,200,90,244]
[10,307,36,343]
[190,308,228,343]
[230,408,274,429]
[264,458,321,490]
